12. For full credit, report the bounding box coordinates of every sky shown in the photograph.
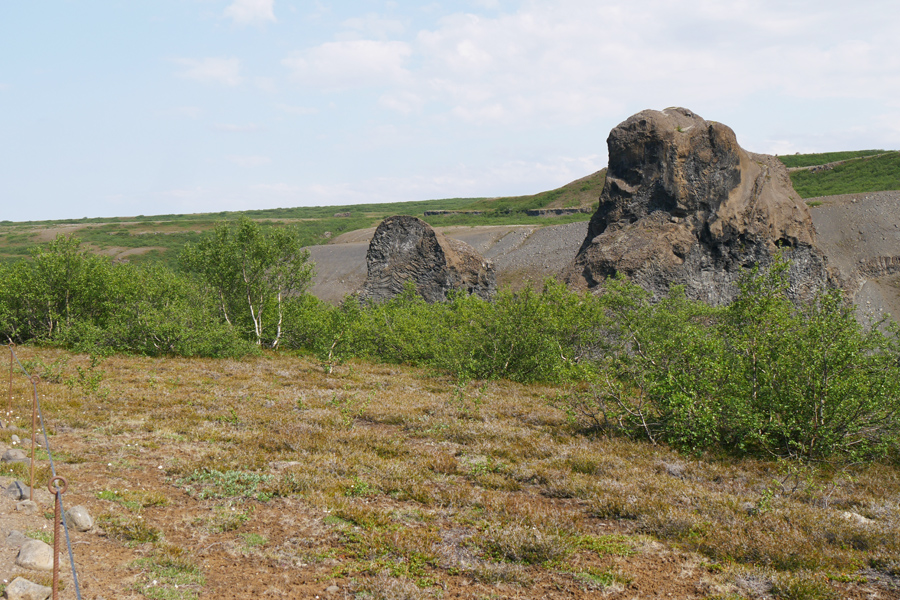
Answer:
[1,1,899,222]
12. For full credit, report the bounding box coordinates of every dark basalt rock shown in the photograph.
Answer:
[361,215,496,303]
[567,107,830,304]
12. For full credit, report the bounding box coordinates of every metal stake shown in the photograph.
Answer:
[6,343,13,421]
[30,375,40,501]
[48,476,68,600]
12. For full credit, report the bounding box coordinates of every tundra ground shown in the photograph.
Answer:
[1,348,898,600]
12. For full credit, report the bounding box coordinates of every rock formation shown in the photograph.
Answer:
[361,215,496,303]
[567,107,829,304]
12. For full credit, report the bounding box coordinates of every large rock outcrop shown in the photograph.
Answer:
[567,107,829,304]
[361,215,496,302]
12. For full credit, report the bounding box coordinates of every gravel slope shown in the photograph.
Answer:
[307,195,900,321]
[808,191,900,322]
[306,222,588,302]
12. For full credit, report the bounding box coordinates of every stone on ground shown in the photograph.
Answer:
[5,529,29,548]
[15,539,55,571]
[5,577,52,600]
[66,505,94,531]
[2,448,28,462]
[5,481,33,501]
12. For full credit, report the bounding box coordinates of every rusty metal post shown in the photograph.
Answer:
[7,343,14,419]
[48,476,68,600]
[30,375,40,501]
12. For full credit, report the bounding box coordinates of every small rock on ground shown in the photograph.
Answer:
[5,577,52,600]
[66,505,93,531]
[6,529,29,548]
[2,448,27,462]
[16,499,38,514]
[5,481,33,501]
[842,511,874,526]
[15,539,55,571]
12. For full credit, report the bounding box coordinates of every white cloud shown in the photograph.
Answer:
[175,57,242,86]
[163,186,210,200]
[277,0,900,137]
[379,91,424,114]
[251,183,303,194]
[224,0,276,25]
[228,155,271,167]
[282,40,412,90]
[254,77,278,93]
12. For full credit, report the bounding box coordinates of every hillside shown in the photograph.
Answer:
[0,170,605,267]
[782,150,900,198]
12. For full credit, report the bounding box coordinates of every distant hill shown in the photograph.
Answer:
[0,170,606,266]
[780,150,900,198]
[3,144,900,266]
[777,149,888,168]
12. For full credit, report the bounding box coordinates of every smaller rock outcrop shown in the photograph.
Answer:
[361,215,496,303]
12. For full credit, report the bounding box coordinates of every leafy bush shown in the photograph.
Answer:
[567,260,900,460]
[180,216,314,348]
[283,280,603,384]
[0,235,255,358]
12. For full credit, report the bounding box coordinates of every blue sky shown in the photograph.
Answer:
[1,0,898,222]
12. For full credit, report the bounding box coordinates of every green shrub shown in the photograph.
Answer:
[562,259,900,460]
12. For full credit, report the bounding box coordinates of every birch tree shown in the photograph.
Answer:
[181,217,314,348]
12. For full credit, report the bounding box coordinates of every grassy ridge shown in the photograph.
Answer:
[462,169,606,212]
[778,149,887,168]
[788,152,900,198]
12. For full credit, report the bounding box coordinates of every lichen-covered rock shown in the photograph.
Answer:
[361,215,496,303]
[567,107,829,303]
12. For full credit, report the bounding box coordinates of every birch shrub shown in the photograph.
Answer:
[570,261,900,461]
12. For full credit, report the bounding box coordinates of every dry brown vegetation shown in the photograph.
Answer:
[3,347,899,599]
